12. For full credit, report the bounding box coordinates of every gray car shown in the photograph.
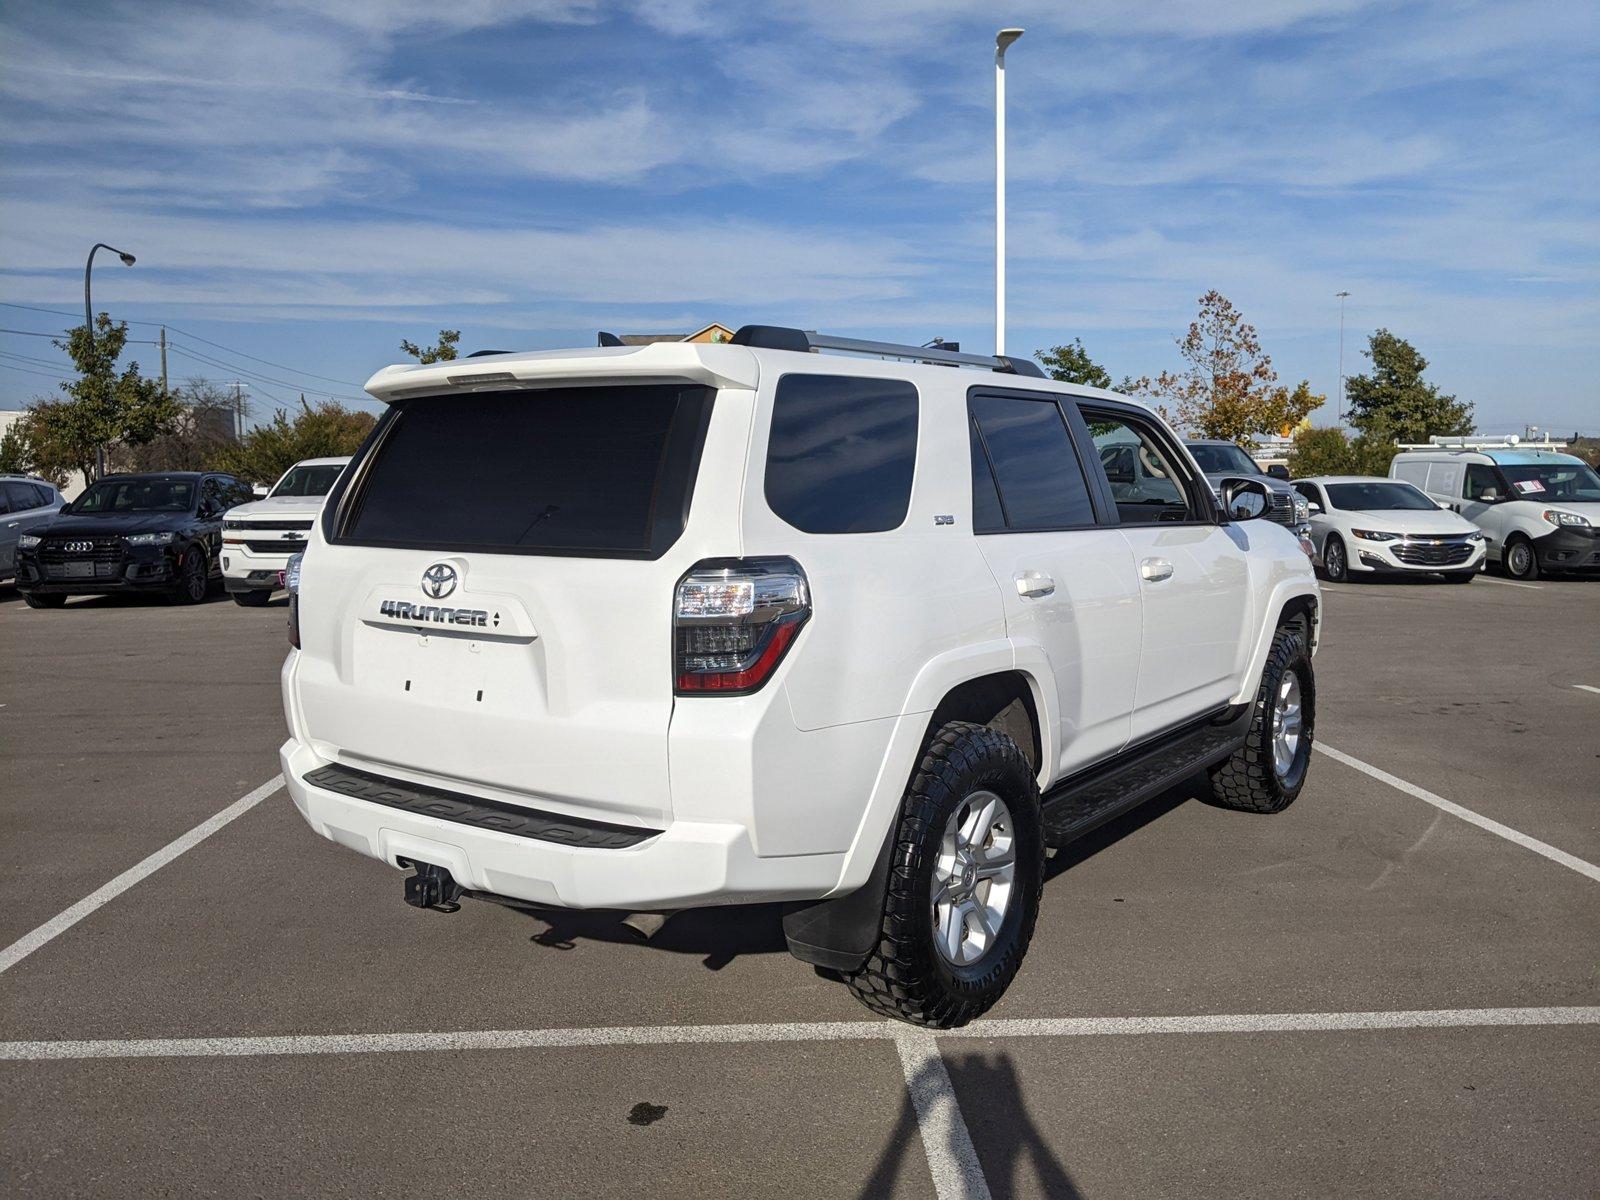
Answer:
[1,475,64,582]
[1183,440,1308,537]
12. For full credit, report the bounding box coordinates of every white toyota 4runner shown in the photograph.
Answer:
[281,327,1320,1027]
[222,456,351,605]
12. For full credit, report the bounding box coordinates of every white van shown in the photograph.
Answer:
[1391,443,1600,579]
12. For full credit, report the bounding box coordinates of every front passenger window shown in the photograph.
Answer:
[1081,410,1199,524]
[1464,465,1499,502]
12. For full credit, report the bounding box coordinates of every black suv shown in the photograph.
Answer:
[15,472,253,608]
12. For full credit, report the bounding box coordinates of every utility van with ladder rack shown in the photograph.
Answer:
[280,326,1321,1027]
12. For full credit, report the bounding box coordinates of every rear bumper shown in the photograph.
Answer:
[280,737,845,910]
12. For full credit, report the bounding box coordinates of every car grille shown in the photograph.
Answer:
[1391,537,1476,567]
[40,537,125,563]
[1266,492,1296,527]
[228,519,313,532]
[243,538,306,554]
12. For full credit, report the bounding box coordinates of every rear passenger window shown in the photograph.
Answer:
[968,395,1097,531]
[4,481,35,511]
[764,375,918,534]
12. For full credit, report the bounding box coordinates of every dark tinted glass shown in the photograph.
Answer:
[1325,481,1436,511]
[343,386,711,555]
[764,375,918,534]
[273,464,345,497]
[32,483,55,507]
[969,395,1096,530]
[72,478,196,513]
[969,418,1006,533]
[4,481,35,511]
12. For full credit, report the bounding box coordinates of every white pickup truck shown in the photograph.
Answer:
[222,457,350,606]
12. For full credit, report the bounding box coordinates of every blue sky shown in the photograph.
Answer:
[1,0,1596,432]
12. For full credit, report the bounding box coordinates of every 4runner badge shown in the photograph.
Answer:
[421,562,458,598]
[378,599,489,628]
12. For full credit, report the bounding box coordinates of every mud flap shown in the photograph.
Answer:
[780,823,896,973]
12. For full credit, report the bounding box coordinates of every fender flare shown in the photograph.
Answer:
[1230,578,1320,707]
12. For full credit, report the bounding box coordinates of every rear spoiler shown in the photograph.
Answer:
[364,343,761,401]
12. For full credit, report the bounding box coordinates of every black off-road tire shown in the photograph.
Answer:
[1207,624,1315,814]
[1319,535,1348,583]
[844,721,1045,1029]
[22,591,67,609]
[1501,536,1539,581]
[232,588,272,607]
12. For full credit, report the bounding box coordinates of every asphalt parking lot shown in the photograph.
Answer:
[2,574,1597,1199]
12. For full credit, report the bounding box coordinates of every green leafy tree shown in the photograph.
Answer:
[26,315,181,482]
[0,421,34,475]
[399,330,460,364]
[1126,291,1323,443]
[1286,426,1401,479]
[1036,338,1112,389]
[1344,329,1473,445]
[208,398,376,484]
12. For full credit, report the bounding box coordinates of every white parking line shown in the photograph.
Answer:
[0,776,285,977]
[5,1006,1595,1062]
[1478,577,1542,589]
[896,1032,991,1200]
[1574,685,1600,696]
[1317,745,1600,883]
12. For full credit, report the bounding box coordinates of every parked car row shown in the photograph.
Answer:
[8,457,350,609]
[1288,443,1600,584]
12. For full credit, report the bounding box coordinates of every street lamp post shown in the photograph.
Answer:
[1335,290,1350,425]
[83,242,136,480]
[995,27,1024,356]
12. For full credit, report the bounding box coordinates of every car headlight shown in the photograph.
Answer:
[1543,509,1591,529]
[18,533,41,550]
[1351,529,1399,541]
[1292,494,1310,522]
[1466,531,1484,542]
[223,519,247,531]
[124,531,178,545]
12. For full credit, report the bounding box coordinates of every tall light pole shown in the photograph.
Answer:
[83,242,137,480]
[995,27,1024,356]
[1335,290,1350,425]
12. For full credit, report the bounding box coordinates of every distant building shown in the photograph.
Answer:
[615,323,736,346]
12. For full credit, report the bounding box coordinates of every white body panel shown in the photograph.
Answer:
[281,342,1318,910]
[221,457,351,590]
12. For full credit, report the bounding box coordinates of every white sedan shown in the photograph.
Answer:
[1291,476,1486,583]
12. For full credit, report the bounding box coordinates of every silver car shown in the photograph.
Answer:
[1,475,64,583]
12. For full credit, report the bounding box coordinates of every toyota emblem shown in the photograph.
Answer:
[421,563,458,599]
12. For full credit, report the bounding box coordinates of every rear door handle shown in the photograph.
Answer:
[1139,557,1174,582]
[1014,571,1055,598]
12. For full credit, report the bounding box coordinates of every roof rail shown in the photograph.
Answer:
[730,324,1046,378]
[1396,435,1568,452]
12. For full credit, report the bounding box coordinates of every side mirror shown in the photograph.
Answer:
[1266,464,1290,480]
[1307,501,1323,515]
[253,484,270,498]
[1222,478,1270,521]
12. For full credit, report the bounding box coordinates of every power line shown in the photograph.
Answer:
[0,326,68,338]
[165,342,357,403]
[0,301,362,387]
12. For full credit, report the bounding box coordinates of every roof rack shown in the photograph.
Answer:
[1396,435,1568,452]
[730,325,1046,378]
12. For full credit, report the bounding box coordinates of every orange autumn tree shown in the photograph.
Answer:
[1127,290,1323,444]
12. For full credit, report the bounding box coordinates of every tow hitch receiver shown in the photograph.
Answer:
[402,860,464,913]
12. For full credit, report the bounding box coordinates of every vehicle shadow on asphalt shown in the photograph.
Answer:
[506,902,790,971]
[858,1051,1082,1199]
[500,776,1215,971]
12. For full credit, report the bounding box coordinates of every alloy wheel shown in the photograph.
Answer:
[930,790,1017,967]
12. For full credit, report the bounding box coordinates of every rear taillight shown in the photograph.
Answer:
[674,557,809,695]
[286,552,303,649]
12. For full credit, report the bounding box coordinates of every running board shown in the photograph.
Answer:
[1040,705,1252,845]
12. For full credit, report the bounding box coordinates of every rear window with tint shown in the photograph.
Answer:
[338,386,713,557]
[969,395,1097,530]
[763,375,918,534]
